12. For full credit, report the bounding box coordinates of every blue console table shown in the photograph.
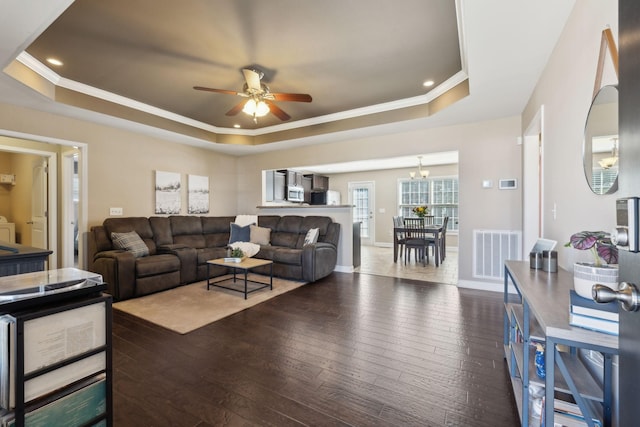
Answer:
[503,260,618,427]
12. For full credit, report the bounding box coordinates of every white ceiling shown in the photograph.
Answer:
[0,1,576,173]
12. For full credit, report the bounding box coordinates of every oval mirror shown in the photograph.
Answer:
[583,84,618,194]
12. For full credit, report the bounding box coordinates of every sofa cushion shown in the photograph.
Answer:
[149,216,173,246]
[135,254,181,278]
[250,225,271,245]
[104,217,157,255]
[196,247,227,264]
[272,247,303,265]
[301,216,333,236]
[229,223,251,243]
[271,231,299,248]
[111,231,149,258]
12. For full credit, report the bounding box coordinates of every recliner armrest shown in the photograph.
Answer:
[92,250,136,301]
[302,242,338,282]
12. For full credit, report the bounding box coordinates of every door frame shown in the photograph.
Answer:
[522,106,545,256]
[0,129,88,270]
[61,148,79,267]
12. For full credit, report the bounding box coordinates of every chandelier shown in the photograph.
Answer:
[598,137,619,170]
[410,156,429,179]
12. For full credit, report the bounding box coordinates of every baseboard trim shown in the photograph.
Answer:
[457,279,517,294]
[334,265,354,273]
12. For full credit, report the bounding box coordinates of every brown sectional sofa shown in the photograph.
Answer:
[87,215,340,301]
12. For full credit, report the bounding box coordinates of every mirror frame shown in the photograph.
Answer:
[583,84,619,195]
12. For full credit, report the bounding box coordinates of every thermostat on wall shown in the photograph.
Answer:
[499,179,517,190]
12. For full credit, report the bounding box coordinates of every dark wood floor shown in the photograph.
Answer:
[112,272,519,426]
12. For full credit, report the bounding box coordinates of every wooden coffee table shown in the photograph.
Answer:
[206,258,273,299]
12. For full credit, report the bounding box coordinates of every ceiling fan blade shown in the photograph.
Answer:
[265,100,291,121]
[225,101,246,116]
[242,69,262,92]
[270,92,312,103]
[193,86,241,96]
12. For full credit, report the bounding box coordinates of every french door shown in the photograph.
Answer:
[349,181,374,245]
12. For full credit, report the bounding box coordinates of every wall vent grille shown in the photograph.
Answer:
[473,230,522,280]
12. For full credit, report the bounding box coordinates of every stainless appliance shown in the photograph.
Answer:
[286,185,304,202]
[310,191,327,205]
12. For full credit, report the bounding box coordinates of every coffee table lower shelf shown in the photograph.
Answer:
[206,258,273,299]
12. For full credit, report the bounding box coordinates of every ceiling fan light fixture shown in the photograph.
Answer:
[243,98,270,117]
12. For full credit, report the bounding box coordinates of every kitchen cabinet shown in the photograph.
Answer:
[503,260,617,427]
[302,176,312,203]
[265,170,286,202]
[280,170,304,187]
[304,174,329,191]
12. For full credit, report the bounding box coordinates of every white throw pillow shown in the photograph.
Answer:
[229,241,260,258]
[304,228,319,246]
[234,214,258,227]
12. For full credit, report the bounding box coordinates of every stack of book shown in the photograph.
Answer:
[552,399,603,427]
[568,290,619,335]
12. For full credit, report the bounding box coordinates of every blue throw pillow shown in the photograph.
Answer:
[229,222,252,244]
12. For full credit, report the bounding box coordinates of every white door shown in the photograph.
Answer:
[523,107,544,256]
[31,158,48,249]
[61,151,78,267]
[349,181,374,245]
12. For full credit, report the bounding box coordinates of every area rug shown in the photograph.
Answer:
[113,274,306,334]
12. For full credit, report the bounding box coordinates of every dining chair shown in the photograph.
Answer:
[403,217,424,227]
[403,220,430,266]
[440,216,449,261]
[392,216,406,261]
[423,215,435,225]
[425,216,448,264]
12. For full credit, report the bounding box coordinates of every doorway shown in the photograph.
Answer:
[0,131,88,270]
[62,149,80,267]
[523,106,545,254]
[348,181,374,245]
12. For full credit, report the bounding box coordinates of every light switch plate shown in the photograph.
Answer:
[110,207,123,216]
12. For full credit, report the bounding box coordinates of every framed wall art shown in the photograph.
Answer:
[155,170,181,214]
[188,174,209,214]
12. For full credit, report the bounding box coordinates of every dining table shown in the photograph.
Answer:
[393,223,444,266]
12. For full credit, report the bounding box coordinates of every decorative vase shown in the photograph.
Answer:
[573,262,619,299]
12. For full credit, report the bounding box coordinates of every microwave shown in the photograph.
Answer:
[287,186,304,202]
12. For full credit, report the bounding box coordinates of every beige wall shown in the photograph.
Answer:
[326,163,459,247]
[522,0,617,270]
[0,1,613,285]
[237,116,523,285]
[0,104,239,230]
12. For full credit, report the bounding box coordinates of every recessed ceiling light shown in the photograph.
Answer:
[233,124,241,128]
[423,80,434,87]
[46,58,63,66]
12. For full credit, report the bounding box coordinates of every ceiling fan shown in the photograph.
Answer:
[194,68,312,123]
